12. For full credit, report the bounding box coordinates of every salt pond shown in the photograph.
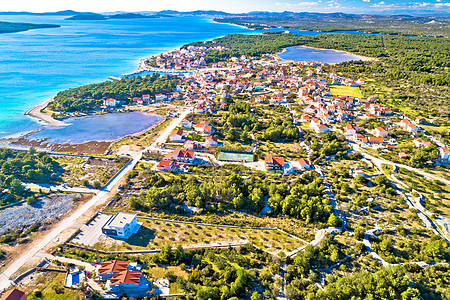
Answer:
[29,111,163,144]
[277,46,368,64]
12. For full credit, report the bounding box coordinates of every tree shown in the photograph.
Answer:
[82,179,89,187]
[327,213,340,227]
[251,292,262,300]
[93,181,101,189]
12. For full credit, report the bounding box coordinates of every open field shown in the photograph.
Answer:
[330,85,363,98]
[91,217,306,255]
[22,272,84,300]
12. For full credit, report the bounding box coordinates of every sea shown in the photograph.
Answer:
[0,15,377,141]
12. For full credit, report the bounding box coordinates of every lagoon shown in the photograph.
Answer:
[28,112,163,144]
[277,46,367,64]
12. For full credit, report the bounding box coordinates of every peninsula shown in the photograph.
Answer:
[0,21,60,33]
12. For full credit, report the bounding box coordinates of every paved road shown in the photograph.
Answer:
[0,108,192,292]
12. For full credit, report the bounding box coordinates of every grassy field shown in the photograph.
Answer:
[330,85,364,98]
[24,272,84,300]
[93,218,306,255]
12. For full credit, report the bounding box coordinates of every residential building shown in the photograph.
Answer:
[102,213,141,239]
[298,158,311,170]
[164,148,196,163]
[181,120,193,129]
[104,98,117,107]
[439,147,450,162]
[373,127,388,138]
[0,289,27,300]
[156,160,179,172]
[105,270,150,297]
[204,136,219,147]
[265,155,285,171]
[169,129,184,142]
[96,260,141,282]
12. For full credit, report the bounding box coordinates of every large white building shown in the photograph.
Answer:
[102,213,141,239]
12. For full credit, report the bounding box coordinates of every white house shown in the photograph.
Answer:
[204,136,219,147]
[181,120,193,129]
[155,94,168,101]
[169,129,185,142]
[373,127,388,138]
[104,98,117,107]
[102,213,141,239]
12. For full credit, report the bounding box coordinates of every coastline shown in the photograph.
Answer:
[24,97,69,127]
[275,45,377,63]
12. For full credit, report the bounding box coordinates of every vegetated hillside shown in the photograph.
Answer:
[0,21,59,33]
[49,73,179,113]
[213,12,450,37]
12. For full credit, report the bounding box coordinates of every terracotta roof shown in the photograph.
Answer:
[298,158,310,166]
[170,129,183,136]
[0,289,25,300]
[265,155,284,166]
[110,270,142,286]
[98,260,129,275]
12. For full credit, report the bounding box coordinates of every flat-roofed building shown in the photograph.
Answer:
[102,213,141,239]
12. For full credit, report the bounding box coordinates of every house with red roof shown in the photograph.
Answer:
[204,136,219,147]
[105,270,150,297]
[157,160,179,172]
[265,155,285,171]
[0,289,27,300]
[373,127,388,138]
[164,148,196,163]
[298,158,311,170]
[104,98,117,107]
[195,121,215,136]
[95,260,141,282]
[169,129,185,142]
[345,124,358,136]
[439,146,450,163]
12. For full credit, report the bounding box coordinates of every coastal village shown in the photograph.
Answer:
[1,42,450,300]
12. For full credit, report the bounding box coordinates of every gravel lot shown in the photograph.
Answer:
[0,193,77,235]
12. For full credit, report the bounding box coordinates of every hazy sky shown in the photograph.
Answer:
[1,0,449,14]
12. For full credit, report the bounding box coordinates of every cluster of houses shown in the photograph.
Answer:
[134,45,450,168]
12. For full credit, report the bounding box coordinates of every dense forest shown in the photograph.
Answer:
[128,171,333,224]
[0,148,60,206]
[49,73,179,113]
[0,21,59,33]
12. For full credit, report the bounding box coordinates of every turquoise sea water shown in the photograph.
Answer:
[0,16,385,141]
[0,15,254,139]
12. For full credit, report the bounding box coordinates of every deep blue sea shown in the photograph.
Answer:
[0,15,382,141]
[0,15,255,139]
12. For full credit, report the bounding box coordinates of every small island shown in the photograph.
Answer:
[0,21,60,34]
[65,12,160,21]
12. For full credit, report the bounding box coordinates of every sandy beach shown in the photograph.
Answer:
[24,97,69,127]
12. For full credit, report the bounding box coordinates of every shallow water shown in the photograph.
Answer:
[277,46,365,63]
[28,111,163,144]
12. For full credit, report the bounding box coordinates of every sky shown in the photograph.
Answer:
[0,0,449,14]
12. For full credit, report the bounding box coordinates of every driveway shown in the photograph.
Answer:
[71,214,112,246]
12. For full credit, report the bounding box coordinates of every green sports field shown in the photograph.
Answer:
[330,85,363,98]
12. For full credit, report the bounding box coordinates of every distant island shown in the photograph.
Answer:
[66,13,161,21]
[0,20,60,34]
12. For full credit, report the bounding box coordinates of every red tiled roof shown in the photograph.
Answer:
[265,155,284,166]
[110,270,141,286]
[98,260,129,275]
[298,158,310,166]
[0,289,26,300]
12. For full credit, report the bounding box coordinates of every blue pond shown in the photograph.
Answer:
[29,112,163,144]
[277,46,367,64]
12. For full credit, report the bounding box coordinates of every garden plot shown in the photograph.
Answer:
[90,217,306,255]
